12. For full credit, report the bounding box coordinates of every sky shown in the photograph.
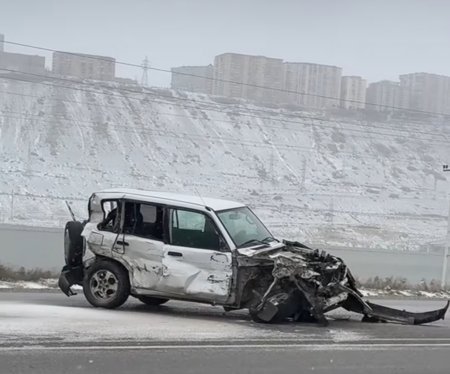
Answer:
[1,0,450,87]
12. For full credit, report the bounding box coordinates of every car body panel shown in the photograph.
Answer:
[158,244,232,303]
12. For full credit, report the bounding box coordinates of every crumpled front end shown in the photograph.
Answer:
[245,240,449,326]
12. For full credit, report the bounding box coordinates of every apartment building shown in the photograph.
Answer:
[340,76,367,109]
[399,72,450,115]
[213,53,283,103]
[0,52,46,75]
[366,80,400,112]
[171,65,213,94]
[282,62,342,109]
[0,32,46,75]
[52,51,115,81]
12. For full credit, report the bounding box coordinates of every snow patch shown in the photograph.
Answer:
[359,287,450,299]
[0,278,57,289]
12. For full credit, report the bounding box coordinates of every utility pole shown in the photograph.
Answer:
[442,164,450,288]
[141,56,149,87]
[270,149,274,185]
[10,189,14,221]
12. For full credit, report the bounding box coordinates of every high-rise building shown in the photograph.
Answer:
[399,73,450,115]
[282,62,342,109]
[0,32,46,75]
[340,76,367,109]
[366,80,400,112]
[213,53,283,103]
[52,51,115,81]
[0,52,45,75]
[171,65,213,94]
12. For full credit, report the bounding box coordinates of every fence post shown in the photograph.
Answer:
[10,190,14,221]
[441,199,450,289]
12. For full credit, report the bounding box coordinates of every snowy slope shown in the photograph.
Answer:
[1,75,449,251]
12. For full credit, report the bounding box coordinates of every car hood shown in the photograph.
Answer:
[236,242,286,257]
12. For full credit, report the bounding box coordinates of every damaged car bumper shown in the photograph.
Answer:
[58,265,83,296]
[246,240,449,326]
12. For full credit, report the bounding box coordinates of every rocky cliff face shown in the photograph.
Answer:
[1,75,449,251]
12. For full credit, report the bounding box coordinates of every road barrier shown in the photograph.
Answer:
[0,223,448,285]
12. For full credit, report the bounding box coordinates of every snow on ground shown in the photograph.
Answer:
[0,278,57,289]
[1,78,450,252]
[358,288,450,299]
[1,296,448,346]
[1,279,448,299]
[0,300,327,344]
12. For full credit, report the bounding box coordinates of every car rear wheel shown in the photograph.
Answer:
[83,260,130,309]
[64,221,84,266]
[137,296,169,306]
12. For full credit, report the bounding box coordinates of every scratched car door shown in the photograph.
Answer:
[158,208,233,303]
[118,201,165,290]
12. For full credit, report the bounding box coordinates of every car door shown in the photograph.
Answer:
[117,201,165,290]
[85,199,123,258]
[157,207,233,303]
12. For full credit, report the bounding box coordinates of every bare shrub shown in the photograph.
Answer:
[357,276,447,292]
[0,264,57,282]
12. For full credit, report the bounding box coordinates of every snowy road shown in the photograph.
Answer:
[0,292,449,373]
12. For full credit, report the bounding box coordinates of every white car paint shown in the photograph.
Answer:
[81,189,260,304]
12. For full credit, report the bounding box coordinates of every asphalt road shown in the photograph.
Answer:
[0,292,449,374]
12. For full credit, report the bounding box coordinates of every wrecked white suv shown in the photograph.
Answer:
[59,189,448,325]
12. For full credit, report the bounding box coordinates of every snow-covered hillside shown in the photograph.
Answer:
[1,75,449,251]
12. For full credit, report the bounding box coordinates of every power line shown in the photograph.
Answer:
[1,99,447,143]
[0,67,446,138]
[0,109,448,163]
[0,113,315,152]
[0,85,448,144]
[1,70,449,146]
[2,97,450,150]
[3,39,450,117]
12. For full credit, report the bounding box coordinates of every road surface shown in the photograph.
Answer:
[0,292,449,373]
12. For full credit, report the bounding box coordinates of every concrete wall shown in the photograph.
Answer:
[1,224,448,285]
[1,224,63,271]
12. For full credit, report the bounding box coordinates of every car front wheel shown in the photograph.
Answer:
[83,260,130,309]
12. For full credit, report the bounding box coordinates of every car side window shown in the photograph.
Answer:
[98,200,120,233]
[170,209,222,250]
[123,201,164,241]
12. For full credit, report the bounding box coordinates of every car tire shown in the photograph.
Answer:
[83,260,130,309]
[249,308,271,323]
[64,221,84,266]
[137,296,169,306]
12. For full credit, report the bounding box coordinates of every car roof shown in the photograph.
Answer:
[93,188,246,211]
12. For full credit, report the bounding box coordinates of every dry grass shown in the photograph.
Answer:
[356,276,445,292]
[0,264,57,282]
[1,263,446,292]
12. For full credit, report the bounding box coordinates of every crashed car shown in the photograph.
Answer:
[59,189,449,325]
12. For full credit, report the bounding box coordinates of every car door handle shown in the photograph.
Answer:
[117,240,129,246]
[168,251,182,257]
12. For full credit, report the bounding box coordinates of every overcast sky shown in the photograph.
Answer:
[1,0,450,87]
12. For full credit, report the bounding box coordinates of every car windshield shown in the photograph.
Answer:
[217,207,274,248]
